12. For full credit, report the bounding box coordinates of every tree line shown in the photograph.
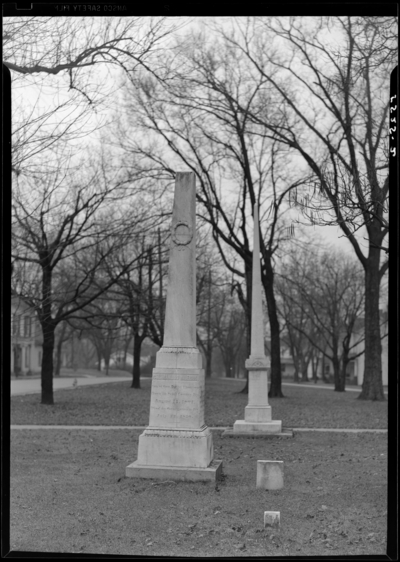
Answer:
[6,15,393,403]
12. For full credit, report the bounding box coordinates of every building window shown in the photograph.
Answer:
[25,346,31,368]
[38,350,42,367]
[281,364,286,373]
[12,315,19,336]
[24,316,31,337]
[325,364,330,374]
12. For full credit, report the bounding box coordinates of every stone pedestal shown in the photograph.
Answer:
[127,348,216,474]
[126,173,221,482]
[233,357,282,434]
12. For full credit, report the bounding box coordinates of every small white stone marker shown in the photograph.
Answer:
[257,460,284,490]
[264,511,280,529]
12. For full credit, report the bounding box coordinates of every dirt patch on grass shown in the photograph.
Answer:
[10,428,387,556]
[11,379,388,429]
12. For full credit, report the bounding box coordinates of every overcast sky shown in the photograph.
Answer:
[8,15,388,263]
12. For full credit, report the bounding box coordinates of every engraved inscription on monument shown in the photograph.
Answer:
[149,378,204,429]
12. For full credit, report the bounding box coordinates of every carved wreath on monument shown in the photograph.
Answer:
[172,221,193,249]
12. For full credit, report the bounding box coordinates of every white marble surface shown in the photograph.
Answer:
[257,461,284,490]
[128,172,218,480]
[162,172,197,349]
[232,203,282,433]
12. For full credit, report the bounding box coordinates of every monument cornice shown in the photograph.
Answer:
[245,356,270,370]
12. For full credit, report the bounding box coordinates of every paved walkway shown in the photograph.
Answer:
[10,425,387,433]
[11,377,387,397]
[221,380,388,395]
[282,382,389,395]
[10,376,147,396]
[11,377,388,398]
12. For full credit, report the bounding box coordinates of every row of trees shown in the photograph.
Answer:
[7,16,179,404]
[7,15,393,403]
[277,243,367,391]
[49,238,370,395]
[109,15,392,400]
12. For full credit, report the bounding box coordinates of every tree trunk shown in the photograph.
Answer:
[205,345,212,378]
[40,265,55,405]
[131,333,143,389]
[358,248,385,400]
[321,353,329,383]
[300,356,309,382]
[332,357,343,392]
[263,253,284,398]
[312,354,319,383]
[123,334,131,369]
[96,346,102,371]
[54,338,63,376]
[222,351,234,378]
[338,362,347,392]
[41,325,56,404]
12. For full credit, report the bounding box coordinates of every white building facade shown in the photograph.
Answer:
[11,296,42,375]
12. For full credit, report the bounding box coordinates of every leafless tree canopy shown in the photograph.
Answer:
[8,15,394,402]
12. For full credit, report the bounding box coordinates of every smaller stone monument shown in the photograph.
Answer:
[256,460,284,490]
[264,512,280,530]
[222,202,291,438]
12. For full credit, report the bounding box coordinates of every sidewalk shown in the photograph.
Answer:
[11,376,388,396]
[219,378,388,395]
[10,376,148,396]
[10,425,387,433]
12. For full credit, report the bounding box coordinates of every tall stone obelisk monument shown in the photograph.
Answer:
[126,172,222,481]
[230,202,283,435]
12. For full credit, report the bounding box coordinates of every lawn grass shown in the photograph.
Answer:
[9,378,390,556]
[10,428,388,556]
[11,377,388,429]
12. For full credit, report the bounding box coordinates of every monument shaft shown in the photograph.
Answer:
[163,173,196,347]
[249,203,265,359]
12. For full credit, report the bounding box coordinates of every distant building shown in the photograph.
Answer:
[11,296,43,376]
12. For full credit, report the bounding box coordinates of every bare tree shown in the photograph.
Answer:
[11,155,152,404]
[207,287,247,379]
[278,245,366,391]
[116,243,154,389]
[113,29,314,397]
[98,225,169,389]
[219,16,395,399]
[76,294,124,376]
[4,16,180,175]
